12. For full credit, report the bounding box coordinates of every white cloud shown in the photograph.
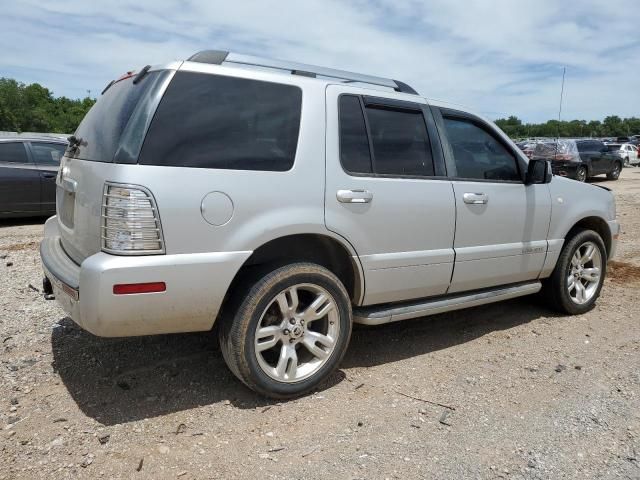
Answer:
[1,0,638,122]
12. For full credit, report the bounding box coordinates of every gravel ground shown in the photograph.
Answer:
[1,169,639,479]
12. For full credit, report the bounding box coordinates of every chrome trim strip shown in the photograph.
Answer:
[353,281,541,325]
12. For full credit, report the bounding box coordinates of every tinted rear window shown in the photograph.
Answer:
[70,71,163,162]
[139,72,302,171]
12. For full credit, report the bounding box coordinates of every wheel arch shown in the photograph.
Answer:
[220,233,365,315]
[565,216,611,257]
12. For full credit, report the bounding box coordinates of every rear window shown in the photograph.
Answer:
[138,72,302,171]
[607,144,622,151]
[70,71,164,162]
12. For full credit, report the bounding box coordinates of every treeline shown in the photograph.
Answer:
[0,78,96,134]
[495,115,640,139]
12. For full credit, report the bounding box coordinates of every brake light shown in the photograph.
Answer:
[101,183,165,254]
[113,282,166,295]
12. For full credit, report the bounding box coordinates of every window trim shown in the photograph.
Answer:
[0,141,32,165]
[434,107,525,184]
[337,93,447,180]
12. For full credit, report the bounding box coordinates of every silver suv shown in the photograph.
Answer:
[40,50,620,398]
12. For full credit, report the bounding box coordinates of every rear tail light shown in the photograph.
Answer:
[101,183,165,255]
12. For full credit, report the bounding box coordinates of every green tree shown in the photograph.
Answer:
[0,77,95,133]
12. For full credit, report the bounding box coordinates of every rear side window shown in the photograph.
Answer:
[71,71,164,162]
[443,117,520,181]
[366,106,434,176]
[338,96,434,177]
[339,96,372,174]
[31,143,66,165]
[0,142,29,163]
[139,72,302,171]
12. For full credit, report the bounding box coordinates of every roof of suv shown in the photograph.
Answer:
[186,50,420,95]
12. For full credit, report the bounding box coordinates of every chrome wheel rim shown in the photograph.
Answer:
[567,241,603,305]
[576,167,586,182]
[254,283,340,383]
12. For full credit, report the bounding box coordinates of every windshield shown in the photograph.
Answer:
[69,71,163,162]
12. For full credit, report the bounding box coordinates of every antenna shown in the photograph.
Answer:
[553,67,566,161]
[557,67,566,139]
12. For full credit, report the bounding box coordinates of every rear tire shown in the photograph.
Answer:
[542,230,606,315]
[219,263,352,398]
[623,156,630,167]
[606,161,621,180]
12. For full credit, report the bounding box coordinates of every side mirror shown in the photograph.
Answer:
[525,158,551,185]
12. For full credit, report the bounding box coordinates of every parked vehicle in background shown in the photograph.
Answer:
[0,136,67,218]
[616,136,639,146]
[532,139,622,182]
[606,143,640,167]
[40,51,619,398]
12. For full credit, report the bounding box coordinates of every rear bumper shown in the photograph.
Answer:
[551,162,580,179]
[40,216,251,337]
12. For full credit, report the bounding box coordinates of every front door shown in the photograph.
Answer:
[324,86,456,306]
[433,108,552,293]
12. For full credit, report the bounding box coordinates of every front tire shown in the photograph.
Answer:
[542,230,606,314]
[575,166,587,182]
[219,263,352,398]
[606,161,621,180]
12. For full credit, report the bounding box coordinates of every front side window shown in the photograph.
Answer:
[0,142,29,163]
[139,72,302,171]
[31,143,66,165]
[442,117,520,181]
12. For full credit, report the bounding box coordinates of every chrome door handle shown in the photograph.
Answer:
[336,189,373,204]
[463,192,488,205]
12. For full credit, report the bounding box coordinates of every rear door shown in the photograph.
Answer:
[433,107,551,293]
[0,141,41,215]
[26,141,66,214]
[325,86,456,305]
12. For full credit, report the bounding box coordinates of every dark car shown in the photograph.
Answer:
[531,139,622,182]
[0,136,67,218]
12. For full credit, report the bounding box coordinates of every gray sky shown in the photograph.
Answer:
[2,0,638,122]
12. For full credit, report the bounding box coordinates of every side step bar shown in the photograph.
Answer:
[353,281,542,325]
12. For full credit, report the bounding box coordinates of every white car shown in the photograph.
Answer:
[606,143,640,166]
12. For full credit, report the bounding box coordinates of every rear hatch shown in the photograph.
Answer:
[57,68,172,264]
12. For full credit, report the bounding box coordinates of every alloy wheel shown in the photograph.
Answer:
[254,283,340,382]
[567,241,603,305]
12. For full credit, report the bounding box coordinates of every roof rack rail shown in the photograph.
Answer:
[187,50,418,95]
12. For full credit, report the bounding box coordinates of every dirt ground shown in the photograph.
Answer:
[1,169,639,480]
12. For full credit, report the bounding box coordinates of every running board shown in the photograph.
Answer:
[353,281,542,325]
